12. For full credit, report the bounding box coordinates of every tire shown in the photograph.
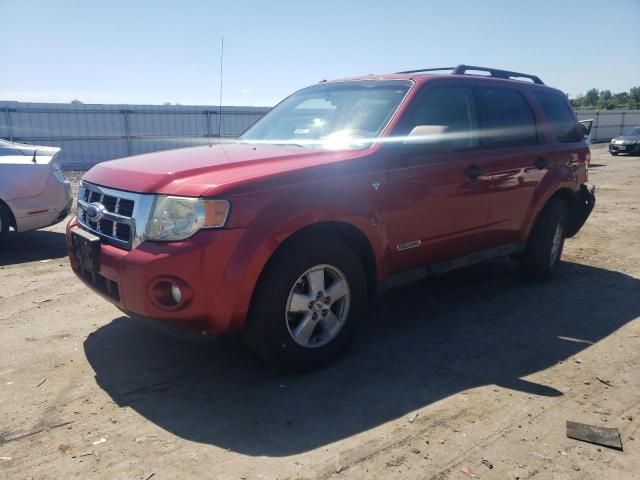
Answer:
[0,202,12,244]
[611,152,618,156]
[520,198,568,281]
[244,237,367,372]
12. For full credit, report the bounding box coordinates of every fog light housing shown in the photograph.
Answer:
[148,277,193,310]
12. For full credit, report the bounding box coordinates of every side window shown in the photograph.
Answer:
[533,91,581,143]
[478,87,537,147]
[405,86,478,151]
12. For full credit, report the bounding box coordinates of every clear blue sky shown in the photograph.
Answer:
[1,0,638,106]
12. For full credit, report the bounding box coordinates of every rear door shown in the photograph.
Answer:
[384,82,495,273]
[475,84,550,245]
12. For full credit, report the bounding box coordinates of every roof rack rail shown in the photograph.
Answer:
[395,67,455,74]
[452,65,544,84]
[395,64,544,85]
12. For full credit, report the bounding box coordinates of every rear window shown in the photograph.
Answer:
[478,87,538,147]
[534,91,581,143]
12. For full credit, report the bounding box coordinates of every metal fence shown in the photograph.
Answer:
[1,101,637,169]
[575,109,640,143]
[0,101,270,169]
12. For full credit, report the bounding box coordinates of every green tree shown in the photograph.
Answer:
[584,88,599,107]
[570,95,584,108]
[629,87,640,109]
[614,92,629,105]
[597,90,616,110]
[572,87,640,110]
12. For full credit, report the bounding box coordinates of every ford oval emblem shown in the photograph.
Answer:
[86,202,107,222]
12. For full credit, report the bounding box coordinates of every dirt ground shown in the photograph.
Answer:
[1,145,639,480]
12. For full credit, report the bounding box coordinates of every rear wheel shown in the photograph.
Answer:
[520,198,568,281]
[244,237,367,371]
[0,203,12,244]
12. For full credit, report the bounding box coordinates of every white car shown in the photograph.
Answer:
[0,139,72,242]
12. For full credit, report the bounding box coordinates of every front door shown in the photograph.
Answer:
[383,83,493,274]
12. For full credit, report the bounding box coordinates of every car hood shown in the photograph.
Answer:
[82,143,368,196]
[612,135,640,143]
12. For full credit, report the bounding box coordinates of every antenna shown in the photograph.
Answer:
[218,36,224,143]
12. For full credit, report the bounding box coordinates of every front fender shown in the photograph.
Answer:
[224,182,387,330]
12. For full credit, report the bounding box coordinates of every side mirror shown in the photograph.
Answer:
[578,119,593,138]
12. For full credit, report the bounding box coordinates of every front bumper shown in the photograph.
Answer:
[67,219,250,335]
[609,143,640,154]
[566,184,596,238]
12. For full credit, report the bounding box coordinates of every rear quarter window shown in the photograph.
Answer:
[533,91,582,143]
[478,87,538,148]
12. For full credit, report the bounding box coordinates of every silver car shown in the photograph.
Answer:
[0,139,72,242]
[609,126,640,155]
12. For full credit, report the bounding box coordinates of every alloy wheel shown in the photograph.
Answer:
[285,264,351,348]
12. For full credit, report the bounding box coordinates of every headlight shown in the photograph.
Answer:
[145,196,230,241]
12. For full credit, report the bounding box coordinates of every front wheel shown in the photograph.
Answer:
[0,203,12,244]
[244,237,367,371]
[520,198,568,281]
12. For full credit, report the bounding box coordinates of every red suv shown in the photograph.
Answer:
[68,65,595,371]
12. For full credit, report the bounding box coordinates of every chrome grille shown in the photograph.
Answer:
[76,182,154,250]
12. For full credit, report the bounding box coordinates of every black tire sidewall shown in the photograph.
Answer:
[245,238,367,371]
[0,203,11,242]
[521,199,568,281]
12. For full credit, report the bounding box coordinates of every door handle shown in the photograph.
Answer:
[464,164,484,180]
[535,157,549,170]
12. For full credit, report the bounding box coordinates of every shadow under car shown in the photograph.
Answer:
[0,228,68,266]
[84,259,640,456]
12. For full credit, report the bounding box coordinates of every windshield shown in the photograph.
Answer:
[622,126,640,136]
[239,80,412,149]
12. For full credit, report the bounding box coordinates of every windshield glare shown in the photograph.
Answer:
[239,80,412,149]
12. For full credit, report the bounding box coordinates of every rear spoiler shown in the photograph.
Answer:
[28,145,61,164]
